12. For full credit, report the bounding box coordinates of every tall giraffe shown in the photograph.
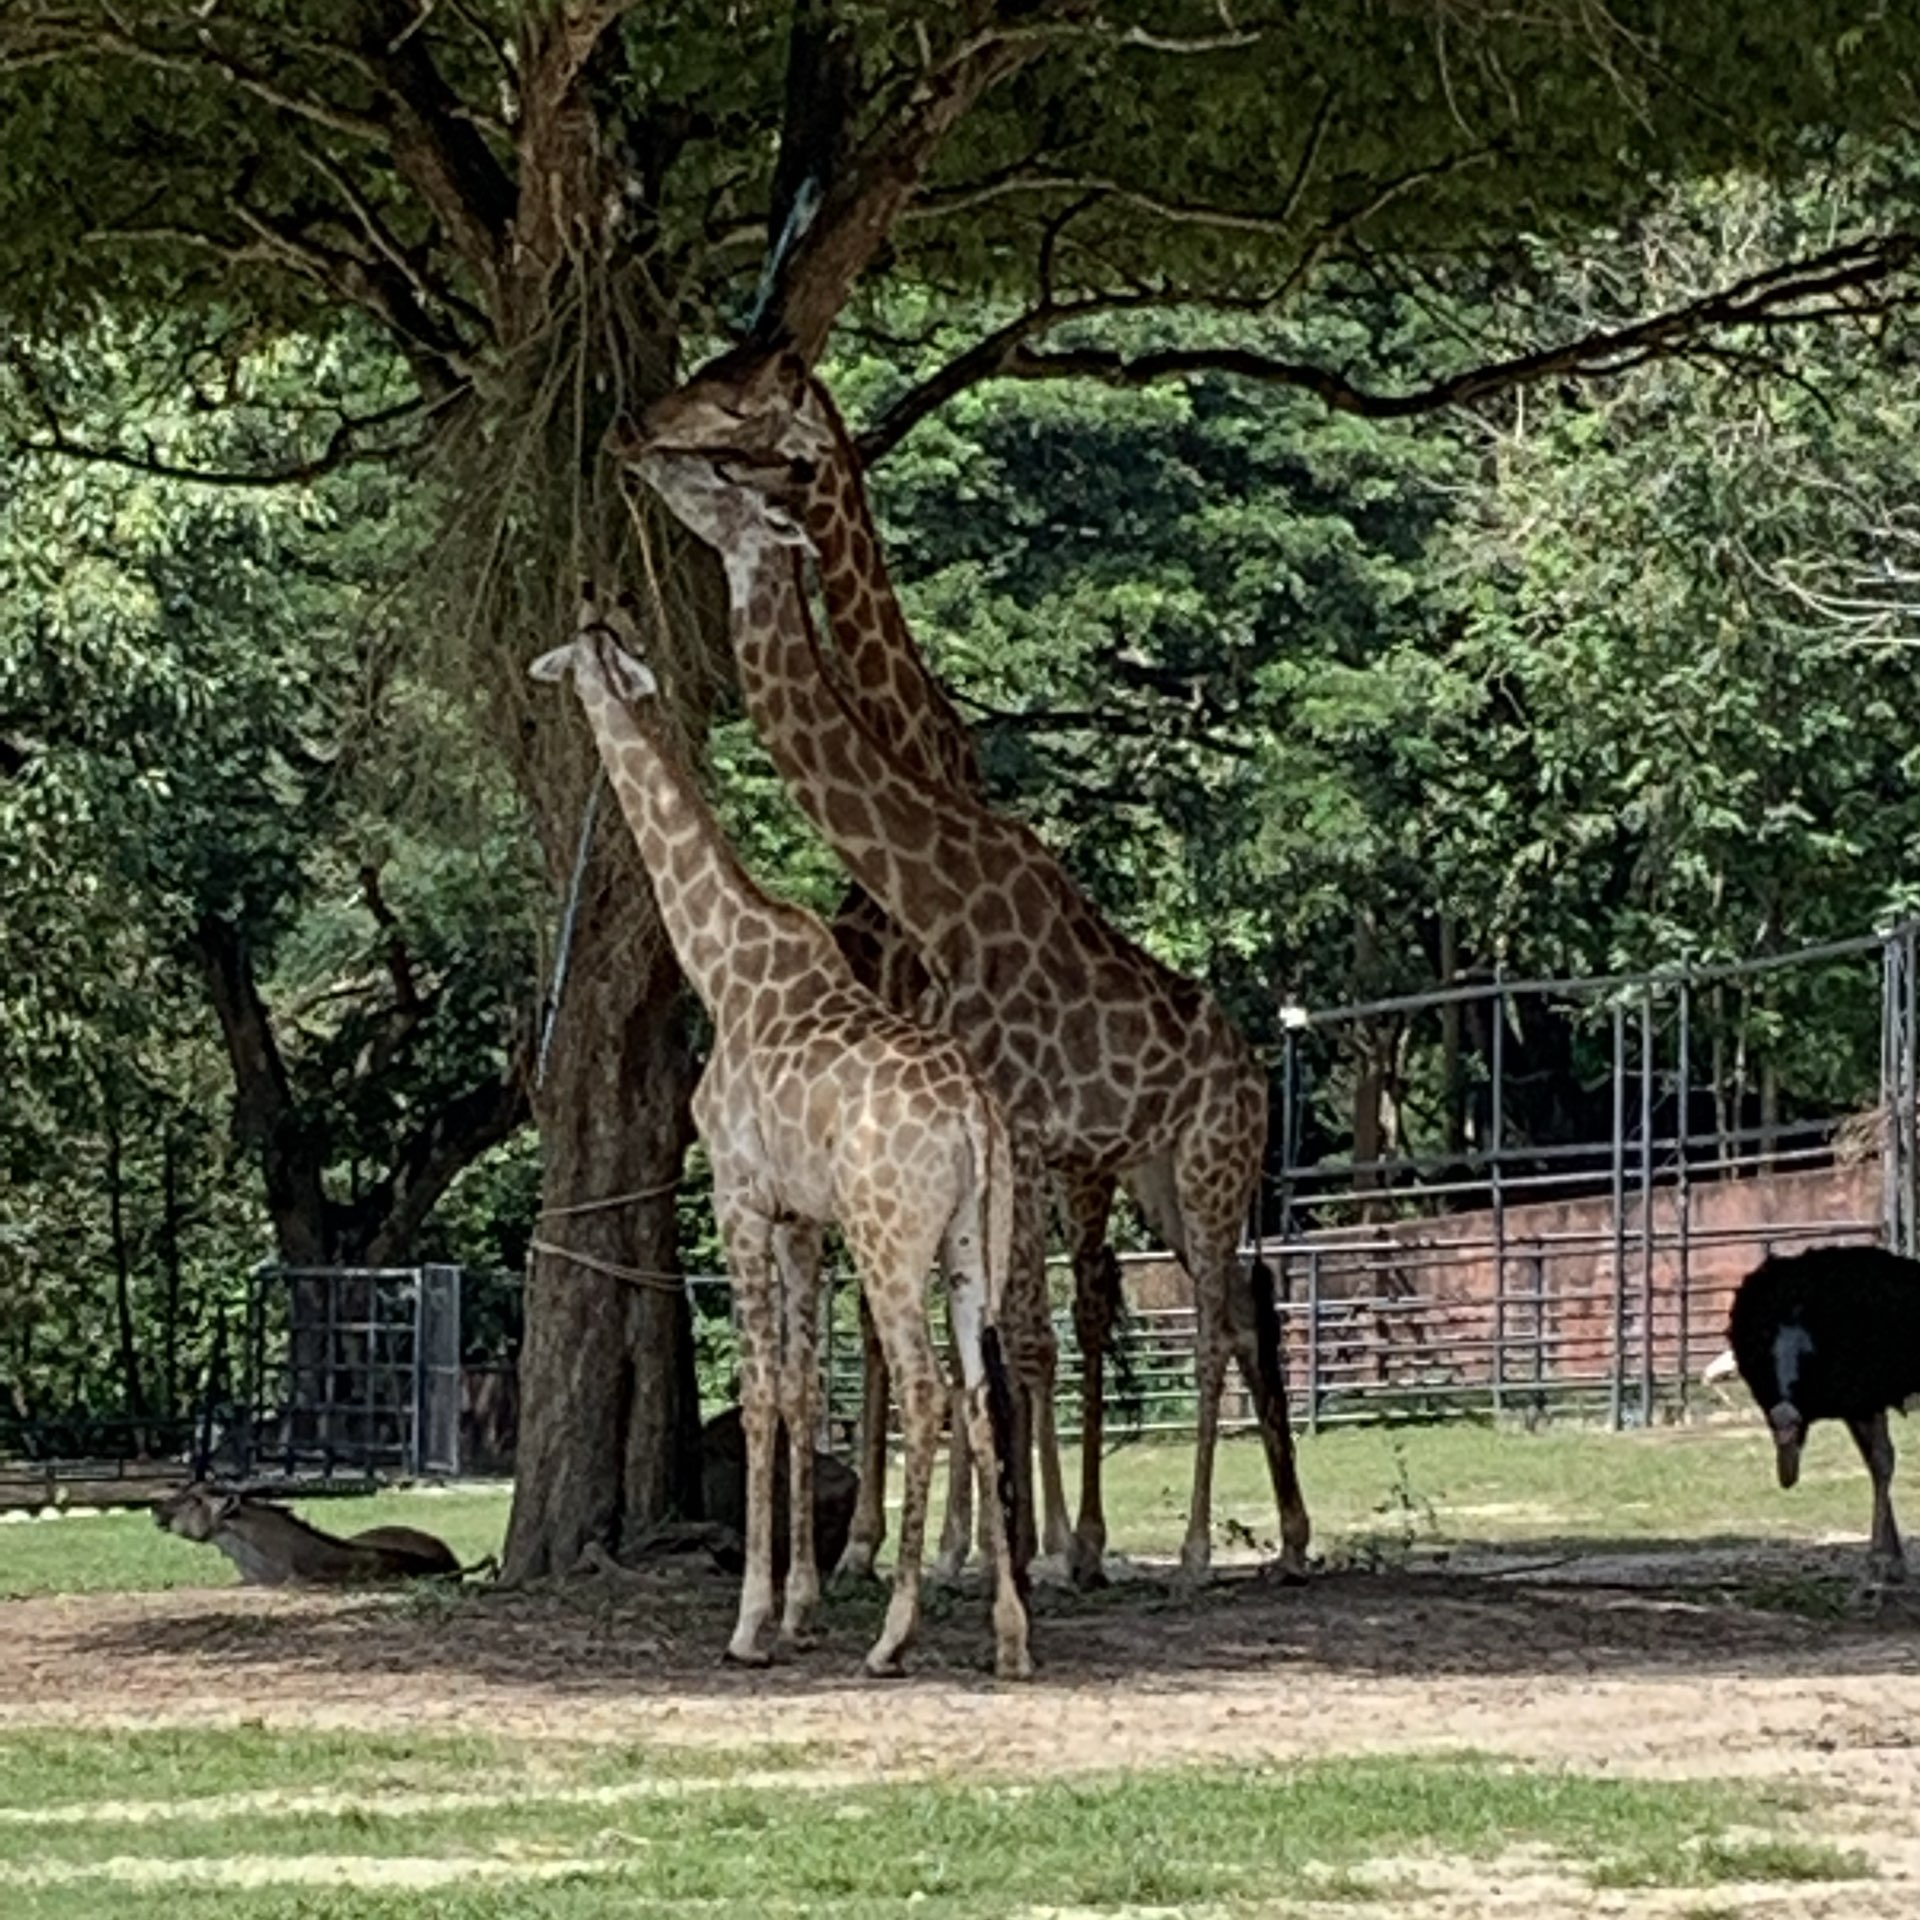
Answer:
[636,416,1310,1590]
[788,370,1127,1582]
[530,577,1030,1680]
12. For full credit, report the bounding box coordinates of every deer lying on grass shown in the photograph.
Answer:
[154,1485,481,1587]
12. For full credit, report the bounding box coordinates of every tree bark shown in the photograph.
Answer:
[502,858,705,1579]
[192,911,330,1265]
[160,1122,183,1419]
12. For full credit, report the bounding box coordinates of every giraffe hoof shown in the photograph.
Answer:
[777,1628,819,1655]
[722,1643,773,1670]
[862,1650,909,1680]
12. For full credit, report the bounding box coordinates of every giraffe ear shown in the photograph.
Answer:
[760,497,812,549]
[528,644,576,684]
[603,646,659,703]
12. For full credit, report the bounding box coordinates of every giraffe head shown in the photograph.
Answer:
[529,591,659,701]
[633,442,814,569]
[625,343,836,489]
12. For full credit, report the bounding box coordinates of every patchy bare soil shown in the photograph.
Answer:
[8,1540,1920,1913]
[2,1539,1917,1768]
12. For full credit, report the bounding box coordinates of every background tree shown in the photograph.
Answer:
[0,326,533,1439]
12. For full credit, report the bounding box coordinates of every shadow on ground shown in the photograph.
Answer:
[47,1534,1920,1703]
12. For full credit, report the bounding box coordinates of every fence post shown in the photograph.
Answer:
[1530,1250,1546,1404]
[1676,977,1693,1413]
[1639,985,1656,1424]
[408,1270,425,1479]
[1908,922,1919,1260]
[1491,977,1506,1415]
[822,1270,836,1453]
[1610,998,1627,1432]
[1305,1247,1321,1435]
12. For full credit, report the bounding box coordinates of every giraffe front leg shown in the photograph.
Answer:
[1000,1143,1063,1572]
[836,1290,889,1583]
[1179,1257,1234,1595]
[1228,1255,1311,1582]
[775,1220,827,1650]
[719,1206,780,1667]
[940,1229,1032,1678]
[1031,1342,1073,1563]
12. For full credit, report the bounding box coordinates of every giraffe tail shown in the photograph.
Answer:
[1249,1257,1286,1410]
[981,1323,1028,1608]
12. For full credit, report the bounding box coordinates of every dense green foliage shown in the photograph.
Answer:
[8,166,1920,1429]
[0,330,538,1437]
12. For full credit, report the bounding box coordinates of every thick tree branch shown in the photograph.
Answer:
[861,232,1920,459]
[360,0,516,297]
[190,912,332,1265]
[854,290,1157,462]
[358,1070,532,1267]
[359,863,423,1016]
[757,3,1097,363]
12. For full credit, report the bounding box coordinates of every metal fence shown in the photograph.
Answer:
[14,930,1911,1504]
[684,925,1920,1445]
[1265,926,1915,1428]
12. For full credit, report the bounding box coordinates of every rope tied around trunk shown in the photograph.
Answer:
[528,1236,691,1298]
[536,1176,681,1220]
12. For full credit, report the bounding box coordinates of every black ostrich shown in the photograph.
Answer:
[1728,1243,1920,1577]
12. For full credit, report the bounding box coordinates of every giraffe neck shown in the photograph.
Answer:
[731,534,1047,992]
[799,385,985,800]
[565,659,837,1025]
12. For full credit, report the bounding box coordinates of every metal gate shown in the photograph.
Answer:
[241,1264,466,1482]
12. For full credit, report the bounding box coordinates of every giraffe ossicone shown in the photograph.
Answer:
[533,576,1031,1680]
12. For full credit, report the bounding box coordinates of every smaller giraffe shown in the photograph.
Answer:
[531,574,1029,1680]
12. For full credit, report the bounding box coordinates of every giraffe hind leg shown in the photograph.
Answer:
[836,1291,890,1584]
[942,1219,1032,1679]
[1237,1256,1310,1580]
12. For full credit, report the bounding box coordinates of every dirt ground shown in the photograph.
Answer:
[8,1542,1920,1914]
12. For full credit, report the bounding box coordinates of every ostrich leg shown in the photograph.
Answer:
[1847,1411,1906,1579]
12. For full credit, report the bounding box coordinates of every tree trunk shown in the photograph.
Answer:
[502,863,705,1580]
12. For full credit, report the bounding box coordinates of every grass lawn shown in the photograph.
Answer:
[0,1414,1877,1599]
[0,1725,1868,1919]
[1108,1412,1881,1562]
